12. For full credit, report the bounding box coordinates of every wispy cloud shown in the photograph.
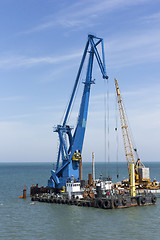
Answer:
[0,52,81,69]
[20,0,151,34]
[141,11,160,23]
[1,26,160,71]
[2,12,160,71]
[39,62,78,83]
[106,28,160,68]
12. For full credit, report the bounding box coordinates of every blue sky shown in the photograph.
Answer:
[0,0,160,162]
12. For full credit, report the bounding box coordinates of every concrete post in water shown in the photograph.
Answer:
[92,152,95,187]
[23,185,27,199]
[130,163,136,197]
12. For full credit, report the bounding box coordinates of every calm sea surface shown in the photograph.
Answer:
[0,162,160,240]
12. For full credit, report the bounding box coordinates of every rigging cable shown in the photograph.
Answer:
[115,91,119,179]
[107,78,110,179]
[104,78,110,179]
[120,92,140,161]
[125,108,139,160]
[104,79,107,178]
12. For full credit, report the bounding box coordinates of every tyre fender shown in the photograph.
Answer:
[114,199,119,207]
[141,197,146,204]
[122,198,127,206]
[103,200,111,209]
[152,196,157,204]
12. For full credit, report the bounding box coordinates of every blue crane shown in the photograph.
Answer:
[48,35,108,189]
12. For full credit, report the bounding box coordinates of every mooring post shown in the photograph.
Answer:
[23,185,27,199]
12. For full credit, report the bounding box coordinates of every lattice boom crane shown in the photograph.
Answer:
[115,78,151,187]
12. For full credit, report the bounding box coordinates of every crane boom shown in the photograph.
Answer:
[48,35,108,189]
[115,78,135,175]
[115,78,152,188]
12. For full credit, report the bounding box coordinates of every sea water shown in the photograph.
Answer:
[0,162,160,240]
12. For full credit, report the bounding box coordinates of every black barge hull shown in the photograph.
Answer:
[31,194,156,209]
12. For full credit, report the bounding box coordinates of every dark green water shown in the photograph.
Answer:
[0,162,160,240]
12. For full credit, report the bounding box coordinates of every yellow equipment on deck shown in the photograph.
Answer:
[130,163,136,197]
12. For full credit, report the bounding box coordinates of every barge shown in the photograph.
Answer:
[30,177,157,209]
[31,189,157,210]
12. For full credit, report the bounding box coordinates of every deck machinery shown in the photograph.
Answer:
[48,35,108,189]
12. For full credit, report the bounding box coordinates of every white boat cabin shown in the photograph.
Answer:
[66,182,83,199]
